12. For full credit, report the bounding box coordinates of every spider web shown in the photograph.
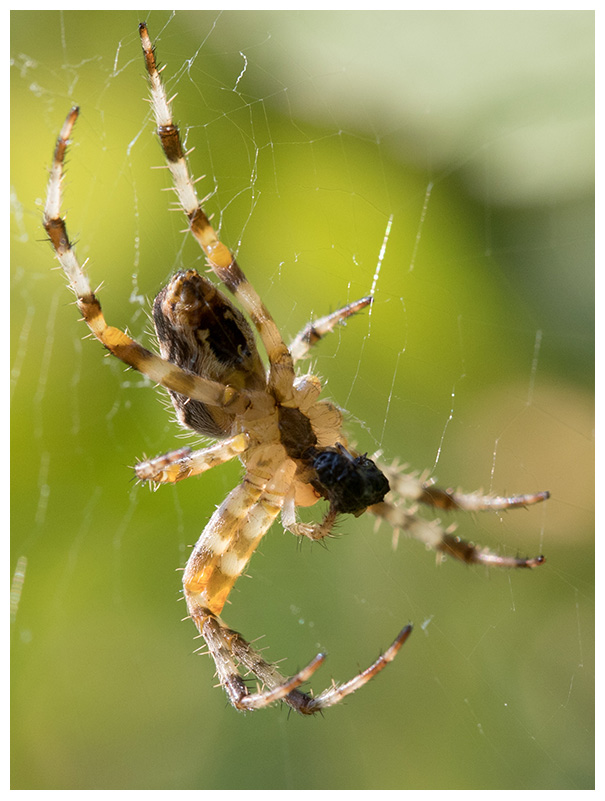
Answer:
[10,9,594,791]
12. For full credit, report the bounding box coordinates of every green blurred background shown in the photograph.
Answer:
[11,10,593,791]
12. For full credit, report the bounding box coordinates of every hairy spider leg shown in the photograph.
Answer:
[369,460,547,566]
[139,23,295,402]
[43,108,249,417]
[182,454,331,712]
[382,462,550,512]
[183,446,293,616]
[226,620,413,714]
[289,296,373,363]
[202,616,412,713]
[135,434,250,485]
[368,501,545,568]
[286,623,413,714]
[179,452,353,713]
[418,485,550,512]
[201,614,328,711]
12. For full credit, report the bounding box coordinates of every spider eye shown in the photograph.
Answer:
[310,446,390,516]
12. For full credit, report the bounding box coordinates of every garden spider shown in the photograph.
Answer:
[43,23,549,714]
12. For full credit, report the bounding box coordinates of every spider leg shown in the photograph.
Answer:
[289,296,373,363]
[205,618,411,714]
[375,460,547,564]
[380,460,550,512]
[43,108,249,417]
[181,452,408,712]
[286,624,413,714]
[181,455,329,711]
[183,448,294,615]
[135,433,249,485]
[139,24,295,401]
[201,614,327,711]
[281,488,339,540]
[368,501,545,568]
[418,485,550,511]
[226,620,412,715]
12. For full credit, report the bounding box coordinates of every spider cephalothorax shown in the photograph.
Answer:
[43,22,548,715]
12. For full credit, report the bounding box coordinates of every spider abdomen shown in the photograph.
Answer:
[152,269,266,437]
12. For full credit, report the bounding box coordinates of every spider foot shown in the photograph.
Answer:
[287,624,413,715]
[289,296,373,363]
[440,533,546,568]
[198,611,411,714]
[232,653,327,711]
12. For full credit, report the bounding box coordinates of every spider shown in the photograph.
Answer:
[43,23,549,715]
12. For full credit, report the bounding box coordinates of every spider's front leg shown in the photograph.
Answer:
[181,454,313,710]
[182,451,409,712]
[202,614,413,715]
[139,23,295,402]
[370,460,548,568]
[200,613,328,712]
[381,460,550,513]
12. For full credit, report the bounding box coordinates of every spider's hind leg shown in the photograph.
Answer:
[43,107,250,418]
[139,23,294,400]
